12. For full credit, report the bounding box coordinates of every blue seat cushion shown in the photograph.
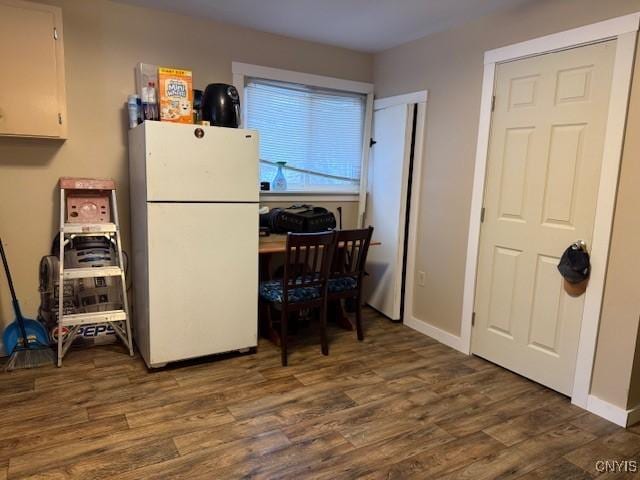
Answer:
[328,276,358,293]
[259,279,320,303]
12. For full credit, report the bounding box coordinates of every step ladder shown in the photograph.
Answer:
[57,177,134,366]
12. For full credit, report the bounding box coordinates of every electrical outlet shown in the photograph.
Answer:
[417,271,426,287]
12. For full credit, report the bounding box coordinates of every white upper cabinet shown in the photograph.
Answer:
[0,0,67,138]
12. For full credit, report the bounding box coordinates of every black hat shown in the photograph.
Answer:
[557,244,590,284]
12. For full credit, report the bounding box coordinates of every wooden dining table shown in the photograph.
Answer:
[258,233,380,332]
[259,233,381,254]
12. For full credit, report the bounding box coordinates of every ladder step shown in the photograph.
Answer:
[63,266,122,279]
[62,223,117,234]
[60,310,127,327]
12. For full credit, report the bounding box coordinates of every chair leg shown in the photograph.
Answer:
[258,299,267,337]
[320,303,329,356]
[355,294,364,341]
[265,302,274,339]
[280,308,288,366]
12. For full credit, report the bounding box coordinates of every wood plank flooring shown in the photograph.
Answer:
[0,308,638,479]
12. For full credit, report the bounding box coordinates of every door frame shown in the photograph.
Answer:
[367,92,434,332]
[461,13,640,409]
[366,91,427,319]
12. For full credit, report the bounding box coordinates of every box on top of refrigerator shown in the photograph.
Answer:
[158,67,193,123]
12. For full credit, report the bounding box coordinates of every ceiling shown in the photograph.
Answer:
[114,0,529,53]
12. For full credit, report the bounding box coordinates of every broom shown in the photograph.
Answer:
[1,239,55,370]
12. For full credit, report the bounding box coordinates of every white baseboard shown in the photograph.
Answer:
[586,394,640,427]
[404,316,469,354]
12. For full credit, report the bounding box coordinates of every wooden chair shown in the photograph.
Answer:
[259,231,337,366]
[328,227,374,341]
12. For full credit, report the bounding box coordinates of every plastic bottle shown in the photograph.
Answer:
[142,82,159,121]
[272,162,288,191]
[127,94,142,128]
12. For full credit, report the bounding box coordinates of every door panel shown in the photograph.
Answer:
[487,246,521,338]
[529,254,564,354]
[542,123,585,227]
[499,127,533,220]
[147,202,258,364]
[145,122,259,202]
[472,40,616,395]
[364,103,412,320]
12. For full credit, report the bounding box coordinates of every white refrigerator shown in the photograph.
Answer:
[129,121,259,368]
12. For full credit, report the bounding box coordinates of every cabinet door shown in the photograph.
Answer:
[0,0,67,138]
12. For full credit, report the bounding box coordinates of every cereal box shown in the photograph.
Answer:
[158,67,193,123]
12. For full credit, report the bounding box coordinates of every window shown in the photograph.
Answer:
[245,78,366,193]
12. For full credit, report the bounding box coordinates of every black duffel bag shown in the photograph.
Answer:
[260,204,336,234]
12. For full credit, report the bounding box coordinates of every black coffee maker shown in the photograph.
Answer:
[201,83,241,128]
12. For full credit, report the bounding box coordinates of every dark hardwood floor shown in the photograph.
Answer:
[0,308,638,479]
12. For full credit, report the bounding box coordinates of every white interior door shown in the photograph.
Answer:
[472,40,616,395]
[364,103,413,320]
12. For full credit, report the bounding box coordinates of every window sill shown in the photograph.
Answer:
[260,191,360,202]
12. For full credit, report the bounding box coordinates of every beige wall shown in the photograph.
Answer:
[374,0,640,409]
[0,0,372,338]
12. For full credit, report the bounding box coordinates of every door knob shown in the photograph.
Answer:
[572,240,587,252]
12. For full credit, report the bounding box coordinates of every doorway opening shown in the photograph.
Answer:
[364,92,427,322]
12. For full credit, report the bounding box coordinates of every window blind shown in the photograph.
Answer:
[245,78,365,192]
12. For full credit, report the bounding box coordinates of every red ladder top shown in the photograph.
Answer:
[59,177,116,190]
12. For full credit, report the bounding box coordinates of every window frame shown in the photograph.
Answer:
[232,62,374,226]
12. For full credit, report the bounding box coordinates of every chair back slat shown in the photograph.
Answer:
[348,239,359,272]
[311,243,320,276]
[302,243,311,279]
[283,231,337,301]
[293,243,301,277]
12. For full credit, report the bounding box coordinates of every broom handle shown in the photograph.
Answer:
[0,239,30,349]
[0,239,18,303]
